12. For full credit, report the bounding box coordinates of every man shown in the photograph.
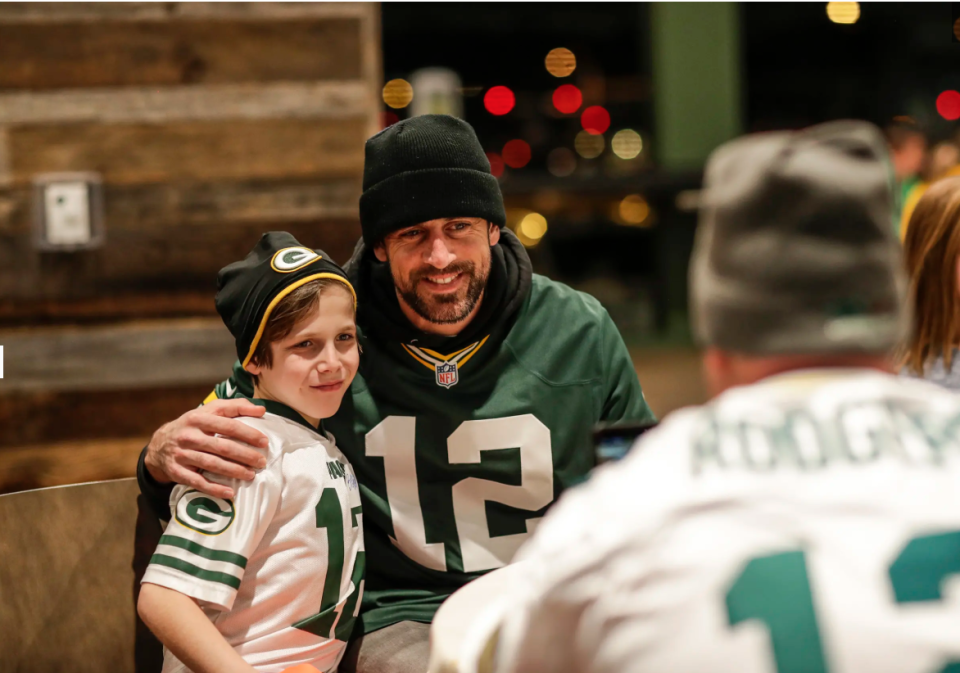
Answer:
[492,121,960,673]
[137,114,655,672]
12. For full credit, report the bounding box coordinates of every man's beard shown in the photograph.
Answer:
[393,260,489,325]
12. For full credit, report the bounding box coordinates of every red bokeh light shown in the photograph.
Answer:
[581,106,611,135]
[552,84,583,115]
[380,110,400,128]
[486,152,505,178]
[484,86,516,116]
[502,140,531,169]
[937,91,960,121]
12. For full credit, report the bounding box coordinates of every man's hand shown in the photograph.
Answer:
[144,399,269,500]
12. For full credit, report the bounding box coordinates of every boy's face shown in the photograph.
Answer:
[245,285,359,426]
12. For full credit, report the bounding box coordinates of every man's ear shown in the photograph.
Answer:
[489,222,501,246]
[373,242,388,263]
[244,359,262,376]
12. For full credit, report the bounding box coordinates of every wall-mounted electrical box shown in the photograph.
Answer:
[32,172,105,251]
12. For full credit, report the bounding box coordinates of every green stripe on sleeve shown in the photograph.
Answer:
[149,553,242,589]
[158,534,248,569]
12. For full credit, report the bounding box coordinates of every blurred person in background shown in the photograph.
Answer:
[136,115,656,673]
[885,119,927,226]
[899,138,960,239]
[483,122,960,673]
[901,175,960,390]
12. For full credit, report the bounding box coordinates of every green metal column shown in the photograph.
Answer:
[651,3,742,171]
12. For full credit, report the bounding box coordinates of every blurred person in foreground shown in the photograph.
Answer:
[136,115,655,673]
[489,121,960,673]
[902,175,960,390]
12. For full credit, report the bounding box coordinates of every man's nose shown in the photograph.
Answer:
[424,235,455,269]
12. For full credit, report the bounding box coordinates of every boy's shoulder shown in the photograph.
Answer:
[235,412,332,467]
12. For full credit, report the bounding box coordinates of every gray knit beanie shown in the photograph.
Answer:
[690,120,909,354]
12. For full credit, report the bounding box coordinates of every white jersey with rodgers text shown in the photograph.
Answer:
[142,408,364,673]
[496,369,960,673]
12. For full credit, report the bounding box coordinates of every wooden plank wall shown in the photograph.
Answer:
[0,2,382,493]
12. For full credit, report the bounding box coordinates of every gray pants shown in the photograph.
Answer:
[340,621,431,673]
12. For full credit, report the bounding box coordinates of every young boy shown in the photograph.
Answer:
[138,232,364,673]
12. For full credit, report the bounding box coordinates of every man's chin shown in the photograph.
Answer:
[414,296,473,324]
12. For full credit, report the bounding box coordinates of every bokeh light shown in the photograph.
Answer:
[486,152,505,178]
[502,139,532,169]
[545,48,577,78]
[380,111,400,129]
[575,130,605,159]
[611,129,643,160]
[382,79,414,109]
[937,91,960,121]
[547,148,577,177]
[826,2,859,24]
[581,106,611,135]
[484,86,516,116]
[619,195,651,226]
[552,84,583,115]
[518,212,548,247]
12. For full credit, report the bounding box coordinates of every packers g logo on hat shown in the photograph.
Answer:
[271,247,321,273]
[175,490,236,535]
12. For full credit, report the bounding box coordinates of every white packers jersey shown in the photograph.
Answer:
[495,369,960,673]
[141,406,364,673]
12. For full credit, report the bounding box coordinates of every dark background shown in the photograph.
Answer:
[381,3,960,339]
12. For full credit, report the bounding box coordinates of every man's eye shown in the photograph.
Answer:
[451,221,469,230]
[401,229,421,238]
[337,333,355,342]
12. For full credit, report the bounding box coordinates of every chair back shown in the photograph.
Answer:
[0,478,163,673]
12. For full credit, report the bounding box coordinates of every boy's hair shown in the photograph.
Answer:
[248,278,354,379]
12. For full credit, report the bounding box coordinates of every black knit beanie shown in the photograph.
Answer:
[215,232,357,367]
[359,114,506,246]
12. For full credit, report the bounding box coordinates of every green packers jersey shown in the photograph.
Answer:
[206,274,654,634]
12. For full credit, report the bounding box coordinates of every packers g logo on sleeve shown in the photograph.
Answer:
[271,247,321,273]
[175,490,236,535]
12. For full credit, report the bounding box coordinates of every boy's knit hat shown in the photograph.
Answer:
[215,232,356,366]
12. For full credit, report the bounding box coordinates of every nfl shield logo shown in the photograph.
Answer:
[436,361,459,389]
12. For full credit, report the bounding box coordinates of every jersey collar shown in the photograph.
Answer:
[248,398,325,434]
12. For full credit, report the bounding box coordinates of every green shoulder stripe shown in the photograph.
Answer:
[158,534,247,569]
[150,553,242,589]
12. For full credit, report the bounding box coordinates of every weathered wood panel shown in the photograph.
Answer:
[0,439,145,494]
[0,384,214,448]
[0,2,371,23]
[0,82,372,125]
[7,118,367,185]
[0,319,235,393]
[0,218,361,302]
[0,18,362,90]
[0,293,215,327]
[0,179,361,234]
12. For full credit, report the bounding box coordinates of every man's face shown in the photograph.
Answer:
[374,217,500,325]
